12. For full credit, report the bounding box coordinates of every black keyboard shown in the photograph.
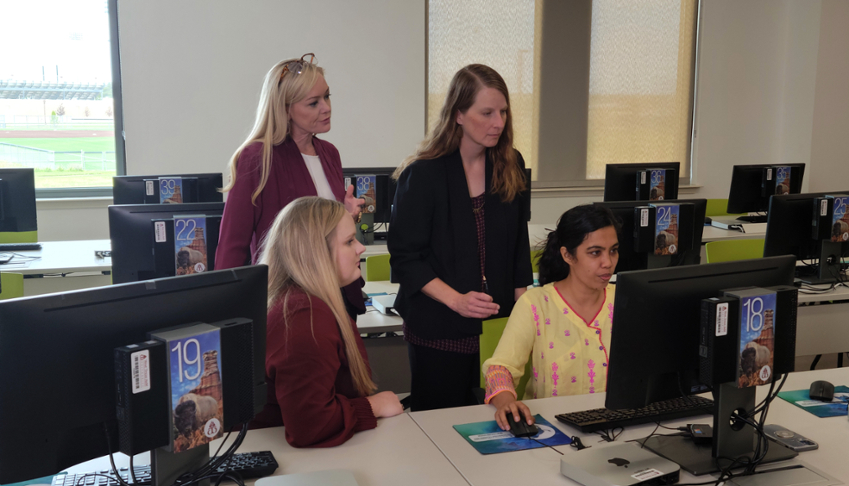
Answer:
[0,242,41,251]
[735,215,768,224]
[51,450,278,486]
[555,396,714,433]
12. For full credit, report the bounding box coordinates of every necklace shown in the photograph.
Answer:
[472,195,485,214]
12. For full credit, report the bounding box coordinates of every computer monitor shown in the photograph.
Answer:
[112,173,224,205]
[342,167,397,225]
[726,164,805,217]
[606,256,797,474]
[0,168,37,237]
[0,266,268,484]
[594,199,706,272]
[764,191,849,284]
[109,202,225,284]
[603,162,680,202]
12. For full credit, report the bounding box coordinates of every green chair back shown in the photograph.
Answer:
[704,238,765,263]
[0,231,38,244]
[0,272,25,300]
[363,254,391,282]
[480,317,533,400]
[705,199,745,217]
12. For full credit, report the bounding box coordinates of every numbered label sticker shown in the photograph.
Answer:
[715,302,728,337]
[154,221,167,243]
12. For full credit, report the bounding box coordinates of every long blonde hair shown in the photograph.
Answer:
[258,197,376,396]
[394,64,526,202]
[222,58,326,204]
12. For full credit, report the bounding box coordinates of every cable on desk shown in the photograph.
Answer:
[595,427,622,443]
[530,436,564,455]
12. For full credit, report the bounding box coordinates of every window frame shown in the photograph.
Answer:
[34,0,126,199]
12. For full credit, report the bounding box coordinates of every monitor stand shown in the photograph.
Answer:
[798,240,843,285]
[356,213,375,245]
[152,443,211,486]
[642,383,797,476]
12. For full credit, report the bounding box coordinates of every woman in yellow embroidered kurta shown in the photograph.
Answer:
[486,282,615,399]
[483,204,621,430]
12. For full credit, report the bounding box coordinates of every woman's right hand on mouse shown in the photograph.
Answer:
[366,391,404,418]
[489,391,534,431]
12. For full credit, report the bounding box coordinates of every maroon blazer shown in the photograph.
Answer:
[216,136,345,269]
[249,288,377,447]
[215,136,365,315]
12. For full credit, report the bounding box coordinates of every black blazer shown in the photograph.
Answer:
[388,149,533,340]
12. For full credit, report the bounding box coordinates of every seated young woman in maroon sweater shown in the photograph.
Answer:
[249,197,403,447]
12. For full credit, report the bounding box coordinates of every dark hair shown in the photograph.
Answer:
[537,205,621,286]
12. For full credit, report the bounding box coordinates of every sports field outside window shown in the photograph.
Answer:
[0,0,118,191]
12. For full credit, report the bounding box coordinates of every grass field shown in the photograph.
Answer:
[0,137,115,152]
[35,170,114,188]
[0,137,116,188]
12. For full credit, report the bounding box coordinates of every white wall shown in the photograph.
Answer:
[36,0,849,239]
[690,0,821,198]
[117,0,425,176]
[808,0,849,190]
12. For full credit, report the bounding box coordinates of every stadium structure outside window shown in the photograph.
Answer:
[427,0,698,188]
[0,0,125,198]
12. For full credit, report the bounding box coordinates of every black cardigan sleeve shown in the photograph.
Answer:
[513,152,534,289]
[388,160,439,294]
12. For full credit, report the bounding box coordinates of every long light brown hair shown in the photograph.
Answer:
[394,64,525,202]
[222,58,325,204]
[258,197,376,396]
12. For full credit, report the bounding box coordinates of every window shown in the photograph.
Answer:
[428,0,536,164]
[0,0,124,197]
[427,0,698,187]
[586,0,697,180]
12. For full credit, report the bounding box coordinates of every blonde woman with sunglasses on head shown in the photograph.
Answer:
[249,197,403,447]
[217,54,367,318]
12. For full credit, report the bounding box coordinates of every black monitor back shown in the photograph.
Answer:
[764,191,849,261]
[594,198,706,272]
[0,168,37,232]
[0,266,267,483]
[113,173,223,205]
[603,162,680,202]
[726,164,805,214]
[605,256,796,410]
[109,202,225,283]
[342,167,397,223]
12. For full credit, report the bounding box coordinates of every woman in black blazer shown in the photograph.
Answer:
[389,64,533,411]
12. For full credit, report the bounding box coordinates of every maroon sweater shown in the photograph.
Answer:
[216,136,345,269]
[249,289,378,447]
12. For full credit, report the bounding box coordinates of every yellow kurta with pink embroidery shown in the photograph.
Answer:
[483,283,615,400]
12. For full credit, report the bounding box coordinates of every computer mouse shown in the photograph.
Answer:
[506,410,539,438]
[809,380,835,402]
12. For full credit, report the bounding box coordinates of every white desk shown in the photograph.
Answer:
[410,367,849,485]
[359,281,406,393]
[66,413,470,486]
[359,281,402,334]
[702,223,766,242]
[2,239,112,296]
[797,286,849,357]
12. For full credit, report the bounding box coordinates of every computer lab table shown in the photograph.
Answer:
[409,367,849,485]
[1,239,112,296]
[64,412,470,486]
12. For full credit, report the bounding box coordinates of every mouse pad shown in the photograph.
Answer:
[777,386,849,417]
[453,414,572,454]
